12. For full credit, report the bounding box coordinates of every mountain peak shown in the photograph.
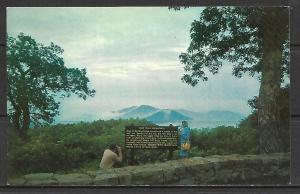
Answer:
[146,110,191,123]
[117,105,159,119]
[140,105,153,107]
[112,105,245,126]
[138,105,158,110]
[118,106,137,113]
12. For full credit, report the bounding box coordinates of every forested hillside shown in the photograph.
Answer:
[8,114,290,177]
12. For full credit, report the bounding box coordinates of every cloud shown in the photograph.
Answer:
[7,7,260,122]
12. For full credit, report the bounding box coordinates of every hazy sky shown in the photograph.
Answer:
[7,7,261,121]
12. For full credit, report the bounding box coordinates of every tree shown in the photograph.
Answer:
[179,7,289,153]
[239,85,290,152]
[7,33,96,141]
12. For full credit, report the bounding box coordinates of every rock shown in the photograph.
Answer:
[94,173,119,185]
[24,173,54,180]
[25,179,58,186]
[93,168,132,185]
[162,165,180,184]
[24,173,58,186]
[13,152,290,186]
[131,166,164,185]
[115,169,132,185]
[178,176,194,185]
[240,168,262,181]
[162,160,187,184]
[181,158,211,184]
[7,177,26,185]
[55,173,92,185]
[86,170,96,179]
[213,169,234,183]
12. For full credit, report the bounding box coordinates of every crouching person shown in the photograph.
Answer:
[100,144,123,169]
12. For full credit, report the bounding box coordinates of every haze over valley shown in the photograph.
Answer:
[55,105,245,129]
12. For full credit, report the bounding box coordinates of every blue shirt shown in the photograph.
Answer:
[180,126,190,144]
[179,126,191,158]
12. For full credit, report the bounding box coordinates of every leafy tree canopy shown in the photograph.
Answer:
[180,7,289,86]
[7,33,96,139]
[178,7,289,153]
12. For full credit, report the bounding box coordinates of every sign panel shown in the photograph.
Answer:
[125,125,178,149]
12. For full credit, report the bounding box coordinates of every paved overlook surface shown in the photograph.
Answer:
[8,153,290,186]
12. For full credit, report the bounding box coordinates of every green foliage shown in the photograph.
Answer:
[180,7,289,86]
[8,119,152,175]
[190,126,259,156]
[239,85,290,152]
[7,33,95,140]
[179,7,289,154]
[8,118,268,176]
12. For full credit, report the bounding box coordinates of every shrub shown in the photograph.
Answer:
[190,126,259,155]
[8,118,272,176]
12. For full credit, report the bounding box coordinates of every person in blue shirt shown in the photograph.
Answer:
[179,121,191,158]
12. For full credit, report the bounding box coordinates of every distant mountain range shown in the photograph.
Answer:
[146,109,191,123]
[118,105,159,119]
[111,105,245,123]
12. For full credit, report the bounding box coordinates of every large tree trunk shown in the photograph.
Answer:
[20,102,30,141]
[12,107,22,137]
[258,48,282,153]
[12,107,29,142]
[257,8,288,153]
[11,97,30,142]
[17,73,31,141]
[12,107,30,142]
[12,108,21,131]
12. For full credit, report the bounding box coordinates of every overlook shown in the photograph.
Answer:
[6,7,290,187]
[9,152,290,186]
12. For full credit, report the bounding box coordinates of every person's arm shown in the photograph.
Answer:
[114,146,123,162]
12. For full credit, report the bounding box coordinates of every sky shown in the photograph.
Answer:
[7,7,261,122]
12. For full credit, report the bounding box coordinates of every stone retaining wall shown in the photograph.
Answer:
[8,152,290,186]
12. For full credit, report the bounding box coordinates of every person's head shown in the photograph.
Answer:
[109,144,118,153]
[182,121,188,127]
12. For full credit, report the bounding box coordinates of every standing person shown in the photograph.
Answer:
[179,121,191,158]
[100,144,123,169]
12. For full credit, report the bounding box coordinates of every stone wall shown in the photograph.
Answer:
[8,152,290,186]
